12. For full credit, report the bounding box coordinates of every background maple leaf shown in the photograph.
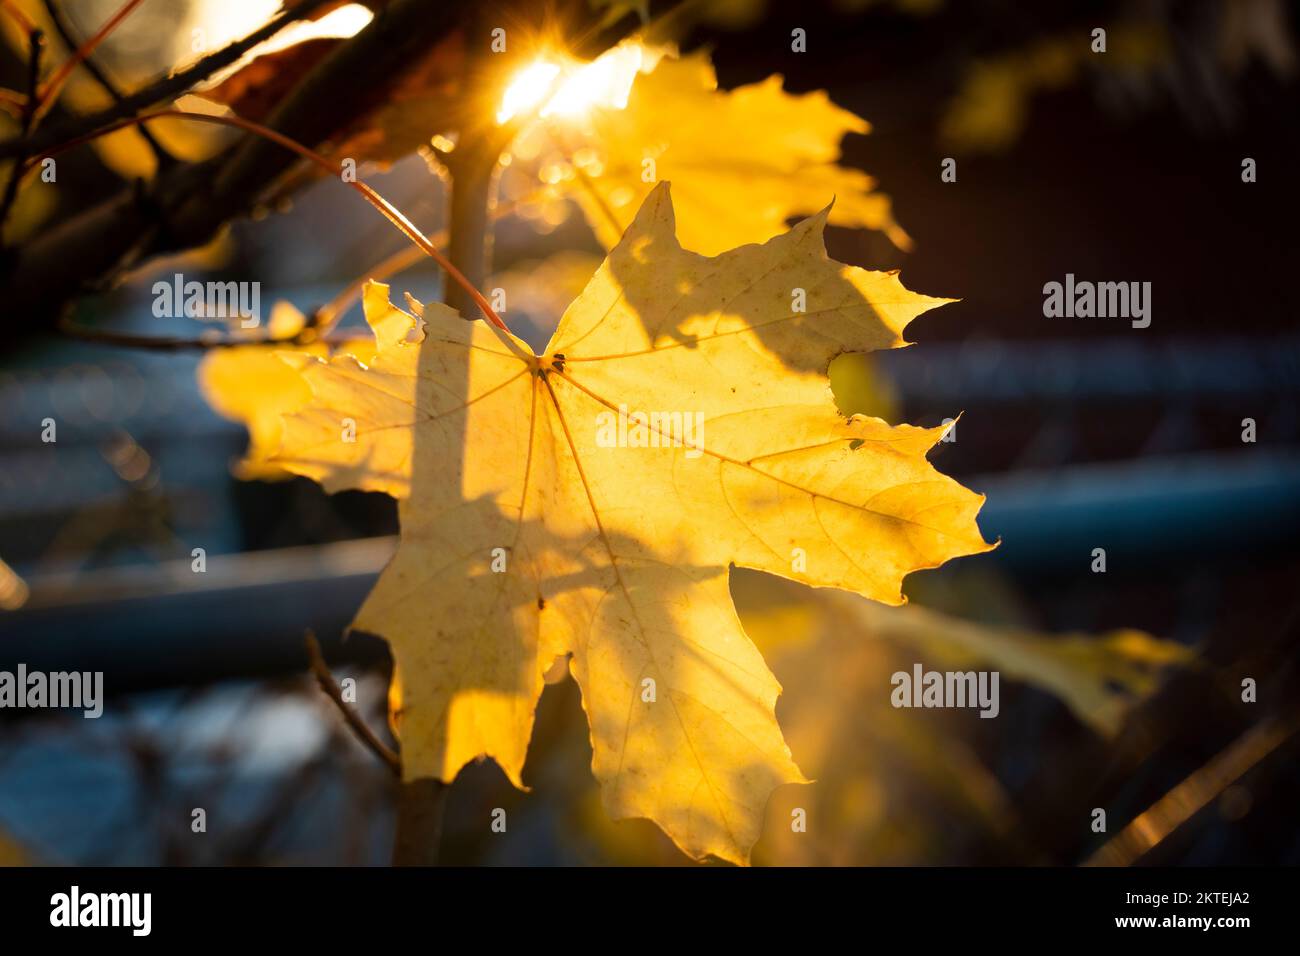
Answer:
[506,48,911,255]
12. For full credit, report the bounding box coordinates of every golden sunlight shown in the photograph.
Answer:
[245,3,374,57]
[496,60,563,125]
[183,1,373,70]
[496,41,664,125]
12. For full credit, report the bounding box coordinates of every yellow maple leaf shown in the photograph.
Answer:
[199,303,322,479]
[198,302,384,479]
[736,571,1192,741]
[838,600,1191,739]
[516,49,910,255]
[271,183,991,863]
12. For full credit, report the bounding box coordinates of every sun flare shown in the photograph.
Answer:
[496,41,664,125]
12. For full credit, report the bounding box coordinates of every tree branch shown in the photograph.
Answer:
[0,29,44,242]
[31,0,145,124]
[41,0,174,165]
[389,67,514,864]
[392,779,448,866]
[441,127,512,319]
[0,0,469,342]
[0,0,334,161]
[57,306,317,351]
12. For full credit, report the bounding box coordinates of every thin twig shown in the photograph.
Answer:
[0,0,36,34]
[0,0,509,344]
[28,108,514,333]
[1083,714,1299,866]
[0,29,45,243]
[313,189,528,336]
[70,191,530,344]
[58,311,316,351]
[32,0,145,123]
[305,630,401,776]
[0,0,334,161]
[41,0,174,165]
[314,234,443,337]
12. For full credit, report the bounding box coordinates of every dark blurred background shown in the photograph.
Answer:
[1,0,1298,865]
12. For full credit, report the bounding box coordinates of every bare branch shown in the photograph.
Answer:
[0,29,45,242]
[0,0,334,161]
[393,779,448,866]
[41,0,174,165]
[0,0,470,341]
[305,630,401,776]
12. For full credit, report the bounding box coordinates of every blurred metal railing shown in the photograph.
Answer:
[3,449,1297,693]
